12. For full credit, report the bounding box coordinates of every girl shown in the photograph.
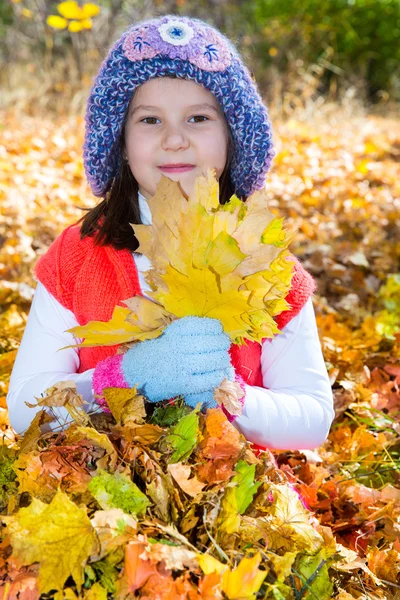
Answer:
[7,15,335,451]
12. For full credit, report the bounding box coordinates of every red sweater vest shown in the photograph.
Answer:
[35,224,316,386]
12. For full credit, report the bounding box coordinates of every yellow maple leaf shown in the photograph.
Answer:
[198,552,267,599]
[67,304,171,348]
[13,452,55,501]
[136,170,293,343]
[69,170,293,347]
[3,489,98,594]
[257,483,324,553]
[222,553,268,599]
[191,167,220,211]
[123,295,174,333]
[197,553,226,575]
[83,582,108,599]
[155,262,252,334]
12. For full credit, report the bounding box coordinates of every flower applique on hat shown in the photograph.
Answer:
[122,17,232,72]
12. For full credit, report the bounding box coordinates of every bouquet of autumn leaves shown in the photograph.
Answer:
[0,170,341,599]
[69,168,296,416]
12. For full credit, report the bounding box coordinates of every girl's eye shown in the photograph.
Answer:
[189,115,209,123]
[140,115,209,124]
[141,117,160,125]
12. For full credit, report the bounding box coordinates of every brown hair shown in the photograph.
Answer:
[80,81,236,252]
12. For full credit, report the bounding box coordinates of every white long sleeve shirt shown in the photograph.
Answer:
[7,193,335,450]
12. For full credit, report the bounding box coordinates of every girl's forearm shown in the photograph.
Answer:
[234,385,334,450]
[7,369,95,435]
[242,297,335,450]
[6,282,96,435]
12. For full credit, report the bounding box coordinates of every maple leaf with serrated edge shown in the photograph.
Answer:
[255,483,324,553]
[197,552,268,599]
[67,168,294,347]
[3,488,98,594]
[65,304,171,348]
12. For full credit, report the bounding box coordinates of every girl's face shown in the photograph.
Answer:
[124,77,230,199]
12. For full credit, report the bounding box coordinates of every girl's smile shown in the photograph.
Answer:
[124,77,230,199]
[158,163,196,174]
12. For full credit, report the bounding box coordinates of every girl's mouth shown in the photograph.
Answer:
[158,164,195,174]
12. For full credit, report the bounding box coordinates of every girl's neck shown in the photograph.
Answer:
[138,190,152,225]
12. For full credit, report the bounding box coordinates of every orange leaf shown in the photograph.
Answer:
[167,463,205,497]
[198,572,223,600]
[196,409,244,484]
[125,541,158,592]
[140,571,200,599]
[296,484,319,509]
[368,547,400,583]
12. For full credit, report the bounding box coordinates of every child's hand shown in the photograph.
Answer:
[121,316,234,408]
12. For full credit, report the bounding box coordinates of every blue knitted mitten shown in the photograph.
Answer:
[121,316,234,409]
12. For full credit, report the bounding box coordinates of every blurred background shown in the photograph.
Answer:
[1,0,400,117]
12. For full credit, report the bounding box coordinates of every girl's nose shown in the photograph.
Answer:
[161,126,190,151]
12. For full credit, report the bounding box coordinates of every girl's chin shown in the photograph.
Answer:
[156,170,199,195]
[145,167,218,197]
[158,169,198,178]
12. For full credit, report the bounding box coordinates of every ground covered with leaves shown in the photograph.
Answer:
[0,107,400,599]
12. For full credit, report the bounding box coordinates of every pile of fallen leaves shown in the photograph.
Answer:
[1,106,400,599]
[0,384,341,599]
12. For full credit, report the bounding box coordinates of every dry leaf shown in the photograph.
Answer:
[102,387,146,426]
[214,378,245,417]
[167,463,206,497]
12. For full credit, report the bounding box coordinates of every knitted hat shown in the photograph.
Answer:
[83,14,275,200]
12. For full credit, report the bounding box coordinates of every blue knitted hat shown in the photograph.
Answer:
[83,14,275,200]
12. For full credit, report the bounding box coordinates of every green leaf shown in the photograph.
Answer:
[0,446,17,504]
[219,460,262,534]
[376,274,400,339]
[88,470,150,516]
[293,551,333,600]
[92,556,120,593]
[233,460,262,513]
[261,217,287,247]
[220,193,243,213]
[165,410,199,463]
[149,398,192,427]
[265,582,293,600]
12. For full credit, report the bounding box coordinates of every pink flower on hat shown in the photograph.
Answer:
[122,17,232,72]
[122,26,158,61]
